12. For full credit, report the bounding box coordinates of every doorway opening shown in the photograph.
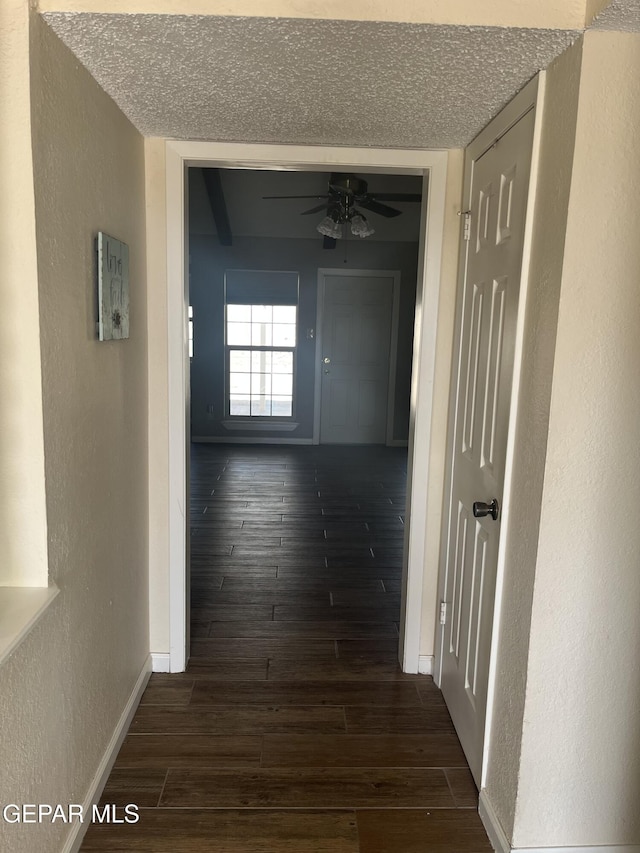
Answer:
[166,143,449,675]
[187,166,420,668]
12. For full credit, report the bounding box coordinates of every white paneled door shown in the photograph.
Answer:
[319,272,395,444]
[440,107,535,784]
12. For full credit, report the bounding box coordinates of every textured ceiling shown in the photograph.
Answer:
[592,0,640,29]
[42,14,580,148]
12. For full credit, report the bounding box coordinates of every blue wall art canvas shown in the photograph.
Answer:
[97,232,130,341]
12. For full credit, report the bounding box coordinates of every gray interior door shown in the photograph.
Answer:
[320,273,394,444]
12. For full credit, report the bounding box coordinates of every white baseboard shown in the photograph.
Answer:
[418,655,434,675]
[478,791,639,853]
[151,652,171,672]
[192,436,313,445]
[512,848,640,853]
[479,790,510,853]
[62,655,152,853]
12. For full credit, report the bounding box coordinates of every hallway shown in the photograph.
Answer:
[82,444,491,851]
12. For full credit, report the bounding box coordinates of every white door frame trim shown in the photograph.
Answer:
[165,142,448,673]
[313,267,401,446]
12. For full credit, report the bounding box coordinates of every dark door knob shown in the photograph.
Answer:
[473,498,499,521]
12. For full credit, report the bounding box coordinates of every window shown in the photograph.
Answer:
[224,270,299,420]
[226,304,297,417]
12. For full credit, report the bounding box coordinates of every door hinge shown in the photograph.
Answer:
[439,601,447,626]
[458,210,472,241]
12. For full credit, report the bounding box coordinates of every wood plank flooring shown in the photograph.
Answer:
[82,444,491,852]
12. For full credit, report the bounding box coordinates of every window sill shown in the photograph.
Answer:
[222,420,299,432]
[0,585,59,667]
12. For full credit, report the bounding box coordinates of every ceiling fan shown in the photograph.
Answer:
[263,173,422,249]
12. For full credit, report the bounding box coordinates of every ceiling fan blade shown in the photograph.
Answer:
[301,203,329,216]
[323,236,337,250]
[371,193,422,203]
[262,194,329,200]
[357,197,402,218]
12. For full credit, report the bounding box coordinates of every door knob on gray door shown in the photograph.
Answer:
[473,498,499,521]
[323,357,331,364]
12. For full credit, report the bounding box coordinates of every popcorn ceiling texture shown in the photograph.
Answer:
[42,14,579,147]
[592,0,640,29]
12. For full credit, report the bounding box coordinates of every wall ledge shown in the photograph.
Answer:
[0,585,59,666]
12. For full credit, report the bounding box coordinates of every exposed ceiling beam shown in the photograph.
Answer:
[202,168,232,246]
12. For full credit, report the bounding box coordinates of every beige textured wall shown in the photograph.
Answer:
[513,29,640,847]
[482,39,583,840]
[584,0,612,25]
[145,138,171,653]
[36,0,589,29]
[420,149,463,658]
[0,14,149,852]
[0,0,49,586]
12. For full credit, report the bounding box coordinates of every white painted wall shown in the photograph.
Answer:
[512,29,640,847]
[0,0,49,587]
[0,14,149,852]
[482,39,584,840]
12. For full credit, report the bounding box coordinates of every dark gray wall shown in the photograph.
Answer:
[189,235,419,442]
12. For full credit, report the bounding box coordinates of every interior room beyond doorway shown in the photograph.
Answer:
[187,167,423,449]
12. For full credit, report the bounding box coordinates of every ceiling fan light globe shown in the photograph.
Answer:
[350,214,375,238]
[317,216,342,239]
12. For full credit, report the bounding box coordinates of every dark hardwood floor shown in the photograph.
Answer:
[82,444,491,852]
